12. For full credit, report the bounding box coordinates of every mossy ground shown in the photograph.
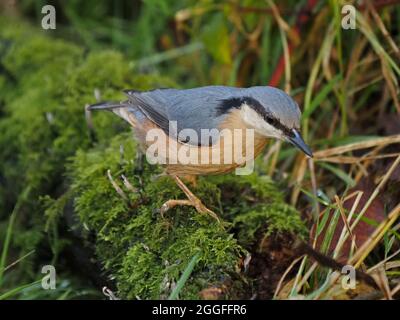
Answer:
[0,18,305,299]
[66,133,305,299]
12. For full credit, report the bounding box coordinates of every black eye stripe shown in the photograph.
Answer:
[218,96,294,136]
[263,113,293,136]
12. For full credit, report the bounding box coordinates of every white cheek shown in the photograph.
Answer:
[240,104,283,139]
[261,123,282,139]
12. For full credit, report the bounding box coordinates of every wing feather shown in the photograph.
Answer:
[123,89,171,134]
[123,86,240,146]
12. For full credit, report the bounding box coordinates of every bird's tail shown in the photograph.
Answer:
[86,101,137,127]
[87,101,128,111]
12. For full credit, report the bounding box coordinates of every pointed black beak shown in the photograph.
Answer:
[287,129,313,158]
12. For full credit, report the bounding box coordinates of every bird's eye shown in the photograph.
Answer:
[266,116,275,125]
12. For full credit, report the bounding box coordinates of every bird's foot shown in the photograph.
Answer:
[160,198,220,222]
[160,176,220,222]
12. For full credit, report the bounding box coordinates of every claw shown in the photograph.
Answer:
[159,176,220,222]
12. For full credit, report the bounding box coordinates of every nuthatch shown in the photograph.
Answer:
[88,86,312,220]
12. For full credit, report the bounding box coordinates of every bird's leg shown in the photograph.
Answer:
[160,176,220,222]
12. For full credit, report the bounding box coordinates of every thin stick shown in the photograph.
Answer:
[368,248,400,273]
[107,170,128,201]
[318,152,400,164]
[313,135,400,158]
[390,282,400,296]
[335,195,358,255]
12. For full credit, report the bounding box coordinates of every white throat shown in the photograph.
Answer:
[240,104,283,139]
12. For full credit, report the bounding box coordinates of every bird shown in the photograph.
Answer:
[87,86,312,221]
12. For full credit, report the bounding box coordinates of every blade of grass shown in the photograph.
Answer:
[4,250,35,272]
[168,252,200,300]
[266,0,291,92]
[274,256,303,299]
[320,208,341,255]
[316,209,332,237]
[329,0,347,136]
[302,22,335,140]
[0,211,16,287]
[134,42,204,69]
[0,280,42,300]
[357,11,400,76]
[0,187,30,287]
[303,74,342,119]
[289,256,308,297]
[318,162,356,187]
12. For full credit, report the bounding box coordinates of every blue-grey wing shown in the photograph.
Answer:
[123,86,240,146]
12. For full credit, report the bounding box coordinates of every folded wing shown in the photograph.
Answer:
[123,86,240,146]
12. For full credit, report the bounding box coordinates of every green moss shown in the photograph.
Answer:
[67,133,238,299]
[206,174,306,247]
[65,132,305,299]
